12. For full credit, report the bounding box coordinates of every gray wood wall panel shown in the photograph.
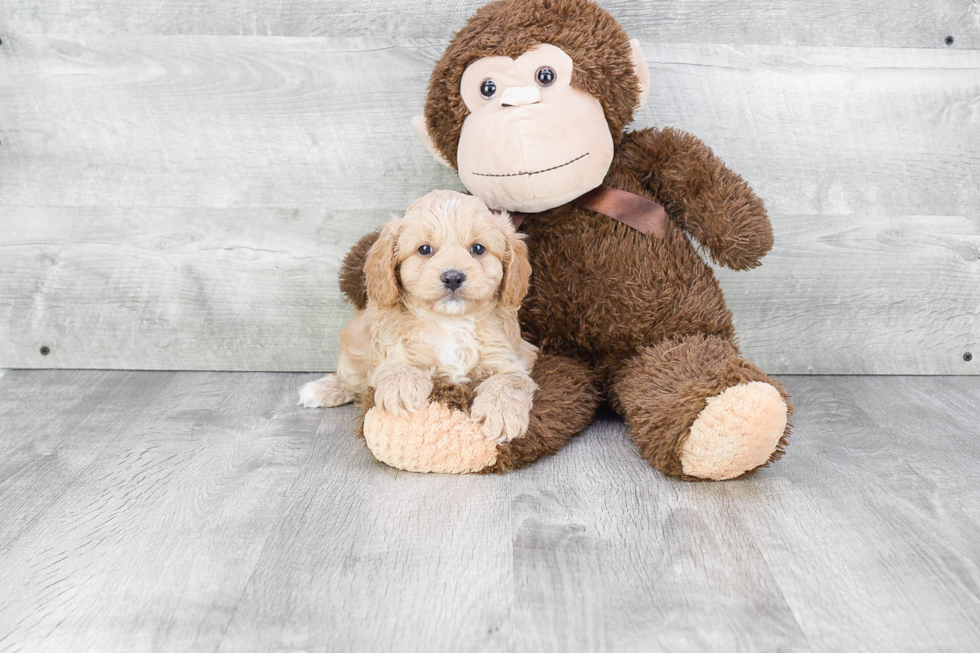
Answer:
[1,8,978,373]
[0,0,975,48]
[2,38,978,215]
[717,214,980,375]
[1,206,363,371]
[2,208,977,373]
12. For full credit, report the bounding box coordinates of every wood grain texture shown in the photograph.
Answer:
[0,370,323,651]
[1,371,979,651]
[1,36,979,372]
[0,206,367,371]
[3,37,979,215]
[1,209,976,373]
[717,214,980,375]
[0,0,976,49]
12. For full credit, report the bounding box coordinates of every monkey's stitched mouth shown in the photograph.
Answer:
[471,152,590,178]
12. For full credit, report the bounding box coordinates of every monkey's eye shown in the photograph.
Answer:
[469,243,486,256]
[535,66,556,87]
[480,78,497,99]
[418,244,434,256]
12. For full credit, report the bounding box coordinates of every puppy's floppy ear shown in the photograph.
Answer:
[499,216,532,307]
[363,218,401,307]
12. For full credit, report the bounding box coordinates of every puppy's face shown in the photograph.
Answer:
[365,191,530,316]
[398,195,508,315]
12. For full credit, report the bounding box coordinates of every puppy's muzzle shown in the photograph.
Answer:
[440,269,466,291]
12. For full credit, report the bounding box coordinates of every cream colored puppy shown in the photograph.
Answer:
[299,190,537,444]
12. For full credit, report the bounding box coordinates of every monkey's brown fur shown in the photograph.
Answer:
[343,0,792,478]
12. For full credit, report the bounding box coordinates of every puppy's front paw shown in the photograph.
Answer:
[471,387,531,444]
[374,367,433,416]
[299,374,354,408]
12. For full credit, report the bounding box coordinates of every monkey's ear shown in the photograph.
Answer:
[411,115,454,169]
[629,39,651,111]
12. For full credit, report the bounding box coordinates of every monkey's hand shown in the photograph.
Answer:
[624,127,774,270]
[339,230,381,309]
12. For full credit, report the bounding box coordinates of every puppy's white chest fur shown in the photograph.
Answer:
[423,317,480,384]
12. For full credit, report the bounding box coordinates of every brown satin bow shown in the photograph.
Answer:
[508,185,667,238]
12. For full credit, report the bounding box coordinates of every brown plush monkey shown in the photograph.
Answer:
[340,0,792,480]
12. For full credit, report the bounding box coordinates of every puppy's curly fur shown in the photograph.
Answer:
[300,190,537,445]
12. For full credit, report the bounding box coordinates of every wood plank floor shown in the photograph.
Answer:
[1,372,978,652]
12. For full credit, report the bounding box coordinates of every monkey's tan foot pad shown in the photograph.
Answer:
[363,402,497,474]
[680,381,788,481]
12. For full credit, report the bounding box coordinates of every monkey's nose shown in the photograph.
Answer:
[440,269,466,291]
[500,86,541,107]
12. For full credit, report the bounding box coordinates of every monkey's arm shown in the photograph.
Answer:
[338,230,381,310]
[623,127,773,270]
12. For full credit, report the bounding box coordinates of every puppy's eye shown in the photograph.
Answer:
[535,66,556,87]
[469,243,486,256]
[480,78,497,99]
[418,244,434,256]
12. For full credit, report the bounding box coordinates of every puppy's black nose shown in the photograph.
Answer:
[440,269,466,291]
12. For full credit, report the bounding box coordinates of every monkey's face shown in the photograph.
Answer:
[454,44,615,213]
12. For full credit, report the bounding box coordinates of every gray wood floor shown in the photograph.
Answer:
[1,372,978,652]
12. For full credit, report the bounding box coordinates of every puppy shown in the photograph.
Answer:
[299,190,537,444]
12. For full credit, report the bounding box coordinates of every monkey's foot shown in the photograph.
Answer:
[679,382,788,481]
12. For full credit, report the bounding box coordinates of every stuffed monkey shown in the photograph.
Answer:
[337,0,792,480]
